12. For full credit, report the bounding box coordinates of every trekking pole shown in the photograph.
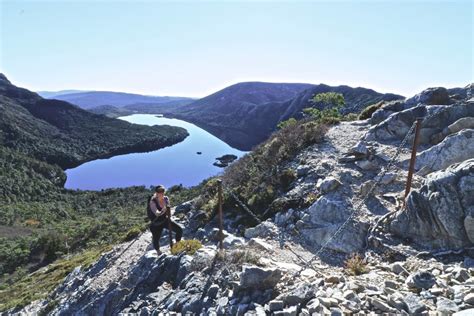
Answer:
[166,206,174,249]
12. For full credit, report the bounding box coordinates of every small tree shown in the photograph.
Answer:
[311,92,345,109]
[277,118,297,129]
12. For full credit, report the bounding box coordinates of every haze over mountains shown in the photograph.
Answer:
[38,90,195,110]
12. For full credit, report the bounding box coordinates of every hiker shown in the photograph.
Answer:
[148,185,183,255]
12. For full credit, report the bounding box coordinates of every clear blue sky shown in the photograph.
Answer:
[1,0,472,98]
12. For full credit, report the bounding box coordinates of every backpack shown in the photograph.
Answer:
[147,195,157,221]
[146,195,169,222]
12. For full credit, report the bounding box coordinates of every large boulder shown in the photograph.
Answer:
[416,129,474,174]
[389,159,474,249]
[405,87,451,107]
[299,197,369,253]
[244,220,279,239]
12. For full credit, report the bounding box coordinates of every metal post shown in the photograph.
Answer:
[405,118,423,198]
[167,206,173,248]
[217,179,224,251]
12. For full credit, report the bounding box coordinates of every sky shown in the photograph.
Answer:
[0,0,472,98]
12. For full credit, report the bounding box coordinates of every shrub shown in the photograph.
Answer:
[344,253,369,275]
[223,120,327,217]
[277,118,297,129]
[311,92,345,108]
[343,113,359,121]
[358,101,384,120]
[170,239,202,255]
[122,225,144,242]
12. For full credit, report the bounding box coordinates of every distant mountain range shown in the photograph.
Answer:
[1,74,188,169]
[165,82,404,150]
[39,82,405,151]
[38,90,195,110]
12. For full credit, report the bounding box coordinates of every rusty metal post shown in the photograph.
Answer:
[405,118,423,198]
[167,206,173,248]
[217,179,224,251]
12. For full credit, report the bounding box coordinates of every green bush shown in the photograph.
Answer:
[277,118,297,129]
[170,239,202,256]
[223,120,327,218]
[358,101,384,120]
[311,92,345,108]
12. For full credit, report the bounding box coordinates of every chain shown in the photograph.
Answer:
[225,189,262,224]
[289,120,418,278]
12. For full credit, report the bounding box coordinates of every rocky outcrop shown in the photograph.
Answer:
[299,197,370,253]
[366,103,474,144]
[416,129,474,174]
[390,159,474,249]
[405,87,452,107]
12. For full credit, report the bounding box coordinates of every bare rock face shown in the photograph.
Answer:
[404,87,452,107]
[300,197,369,253]
[366,103,474,144]
[389,159,474,249]
[239,265,283,290]
[416,129,474,174]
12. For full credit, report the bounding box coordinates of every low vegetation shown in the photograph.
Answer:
[223,118,327,218]
[358,101,385,120]
[344,253,369,276]
[0,245,111,311]
[170,239,203,256]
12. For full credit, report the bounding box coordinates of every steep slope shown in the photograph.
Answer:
[44,90,194,109]
[168,82,403,150]
[0,74,189,168]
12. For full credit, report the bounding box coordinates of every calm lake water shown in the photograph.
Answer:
[65,114,246,190]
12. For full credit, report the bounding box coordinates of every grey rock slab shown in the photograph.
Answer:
[402,293,426,314]
[268,300,284,312]
[239,265,283,290]
[390,159,474,249]
[391,262,409,276]
[370,297,397,313]
[244,220,279,239]
[247,238,273,252]
[317,177,342,194]
[464,293,474,305]
[437,297,459,314]
[416,129,474,174]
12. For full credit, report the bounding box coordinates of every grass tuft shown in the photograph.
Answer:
[344,253,369,276]
[170,239,203,256]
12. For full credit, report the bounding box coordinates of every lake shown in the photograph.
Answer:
[64,114,246,190]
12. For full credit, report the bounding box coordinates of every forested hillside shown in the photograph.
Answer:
[0,74,189,169]
[0,75,195,307]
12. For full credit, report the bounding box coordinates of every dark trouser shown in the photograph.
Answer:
[149,218,183,250]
